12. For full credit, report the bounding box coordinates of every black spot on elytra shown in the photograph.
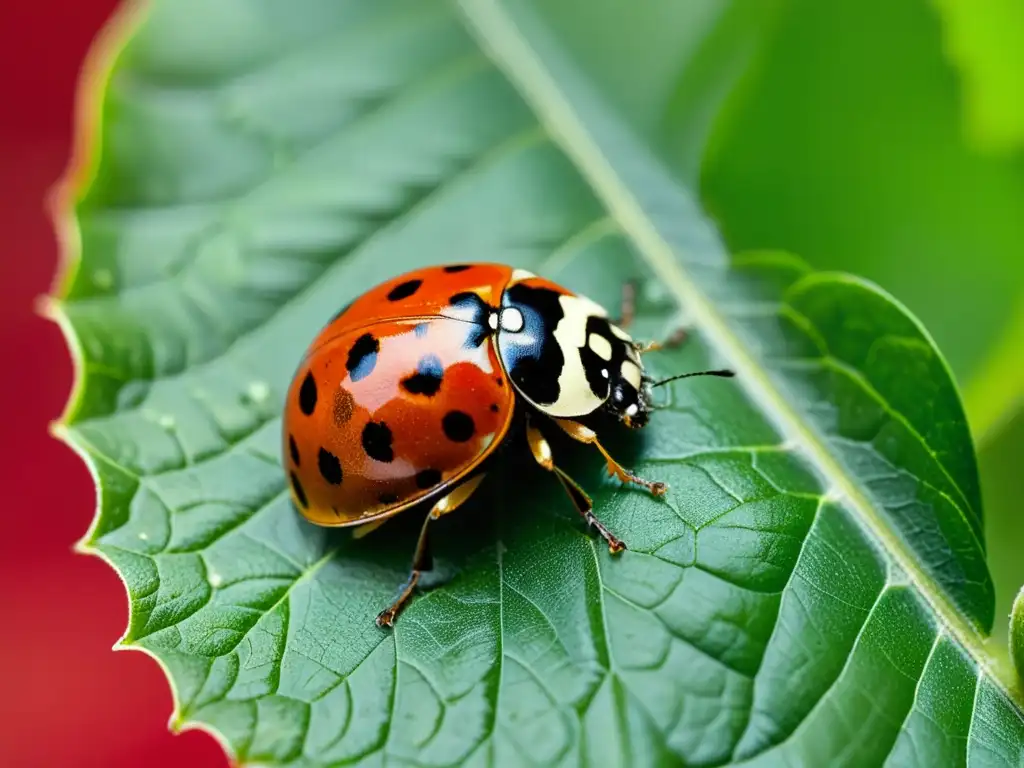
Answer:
[489,403,500,413]
[318,448,343,485]
[299,371,317,415]
[333,388,354,425]
[387,279,422,301]
[443,264,472,273]
[290,472,308,508]
[442,411,475,442]
[379,493,399,505]
[362,421,394,462]
[402,354,443,396]
[498,283,565,405]
[416,468,442,489]
[347,333,379,382]
[289,435,300,466]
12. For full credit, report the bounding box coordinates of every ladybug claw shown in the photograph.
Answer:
[582,510,627,554]
[608,461,668,498]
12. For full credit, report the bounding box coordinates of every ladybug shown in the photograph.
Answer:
[282,263,733,627]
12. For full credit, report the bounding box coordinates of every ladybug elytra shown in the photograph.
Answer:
[282,264,733,626]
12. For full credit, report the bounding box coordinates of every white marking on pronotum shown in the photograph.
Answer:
[621,360,642,390]
[545,295,609,416]
[488,312,499,330]
[500,307,524,332]
[574,293,609,319]
[588,333,613,361]
[609,323,632,342]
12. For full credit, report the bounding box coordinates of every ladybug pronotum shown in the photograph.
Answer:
[282,264,733,626]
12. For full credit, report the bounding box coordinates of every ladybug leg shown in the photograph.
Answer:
[615,281,688,352]
[614,280,637,329]
[375,473,487,629]
[638,327,688,354]
[526,418,626,554]
[553,418,668,497]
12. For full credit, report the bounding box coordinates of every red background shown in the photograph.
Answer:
[2,2,226,766]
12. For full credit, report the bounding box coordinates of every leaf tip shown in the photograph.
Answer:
[71,537,94,556]
[174,716,239,764]
[47,418,69,442]
[105,636,240,762]
[33,293,61,323]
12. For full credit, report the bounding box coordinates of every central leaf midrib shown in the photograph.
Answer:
[454,0,1024,716]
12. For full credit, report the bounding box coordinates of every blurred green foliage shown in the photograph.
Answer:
[931,0,1024,154]
[694,0,1024,428]
[539,0,1024,640]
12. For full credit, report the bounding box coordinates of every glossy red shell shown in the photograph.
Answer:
[332,263,514,331]
[282,265,518,526]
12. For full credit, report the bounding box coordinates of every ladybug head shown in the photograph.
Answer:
[593,333,651,429]
[607,370,654,429]
[603,337,737,427]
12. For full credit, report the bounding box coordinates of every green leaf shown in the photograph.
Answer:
[930,0,1024,154]
[55,0,1024,765]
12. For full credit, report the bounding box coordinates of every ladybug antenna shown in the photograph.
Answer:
[650,369,735,388]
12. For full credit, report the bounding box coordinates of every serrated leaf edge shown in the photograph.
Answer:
[455,0,1024,716]
[45,0,243,763]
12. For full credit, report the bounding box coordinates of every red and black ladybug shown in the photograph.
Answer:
[282,264,732,626]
